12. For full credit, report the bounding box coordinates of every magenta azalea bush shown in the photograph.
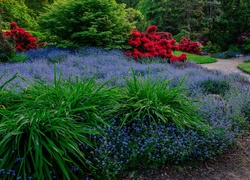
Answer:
[3,22,44,52]
[125,25,203,62]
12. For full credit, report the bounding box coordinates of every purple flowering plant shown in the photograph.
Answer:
[0,46,249,179]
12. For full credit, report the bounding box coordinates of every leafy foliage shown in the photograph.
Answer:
[137,0,205,36]
[197,78,230,96]
[178,38,202,55]
[208,0,250,51]
[0,0,38,29]
[109,70,210,132]
[125,25,187,62]
[116,0,141,8]
[0,74,112,179]
[39,0,134,49]
[0,18,15,62]
[237,32,250,54]
[3,22,44,52]
[124,7,148,32]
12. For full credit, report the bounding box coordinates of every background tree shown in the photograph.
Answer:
[116,0,141,8]
[0,16,15,62]
[24,0,54,16]
[39,0,135,48]
[137,0,205,39]
[0,0,38,29]
[208,0,250,51]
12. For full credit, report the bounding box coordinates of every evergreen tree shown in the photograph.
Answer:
[208,0,250,50]
[0,0,38,29]
[137,0,205,37]
[116,0,141,8]
[39,0,135,48]
[24,0,54,15]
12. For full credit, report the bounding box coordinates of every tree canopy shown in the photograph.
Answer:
[39,0,135,48]
[0,0,38,29]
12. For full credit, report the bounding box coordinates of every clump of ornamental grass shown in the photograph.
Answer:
[0,71,114,179]
[109,70,211,132]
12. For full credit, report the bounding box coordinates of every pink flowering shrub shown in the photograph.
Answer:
[125,25,187,62]
[3,22,44,52]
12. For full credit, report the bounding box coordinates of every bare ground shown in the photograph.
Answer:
[201,57,250,81]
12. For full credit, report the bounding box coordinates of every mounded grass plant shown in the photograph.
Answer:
[110,70,211,132]
[0,73,115,179]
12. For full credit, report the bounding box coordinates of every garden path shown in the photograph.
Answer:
[200,57,250,81]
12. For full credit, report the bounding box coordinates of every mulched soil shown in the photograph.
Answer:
[122,134,250,180]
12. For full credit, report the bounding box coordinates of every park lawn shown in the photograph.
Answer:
[238,62,250,74]
[173,51,217,64]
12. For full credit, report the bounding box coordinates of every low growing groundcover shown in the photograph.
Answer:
[0,47,250,179]
[238,62,250,74]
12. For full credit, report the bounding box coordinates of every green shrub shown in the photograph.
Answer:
[0,0,38,30]
[0,19,15,62]
[39,0,135,49]
[8,53,28,63]
[0,74,114,179]
[202,41,221,54]
[241,100,250,125]
[198,78,230,96]
[124,7,149,32]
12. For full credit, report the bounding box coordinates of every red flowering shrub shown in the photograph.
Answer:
[178,38,202,55]
[3,22,44,52]
[170,54,187,62]
[126,25,186,62]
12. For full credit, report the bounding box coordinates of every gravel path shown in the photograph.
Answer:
[200,57,250,81]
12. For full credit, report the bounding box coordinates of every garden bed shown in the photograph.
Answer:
[0,47,249,179]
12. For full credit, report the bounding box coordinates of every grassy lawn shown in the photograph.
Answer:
[173,51,217,64]
[238,62,250,74]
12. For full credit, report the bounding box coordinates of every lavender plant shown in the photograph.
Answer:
[82,117,234,179]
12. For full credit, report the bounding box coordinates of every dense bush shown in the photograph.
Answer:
[3,22,44,52]
[125,25,187,62]
[39,0,134,49]
[0,0,38,30]
[0,25,15,62]
[178,38,202,55]
[237,32,250,54]
[196,78,230,96]
[208,0,250,51]
[0,16,15,62]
